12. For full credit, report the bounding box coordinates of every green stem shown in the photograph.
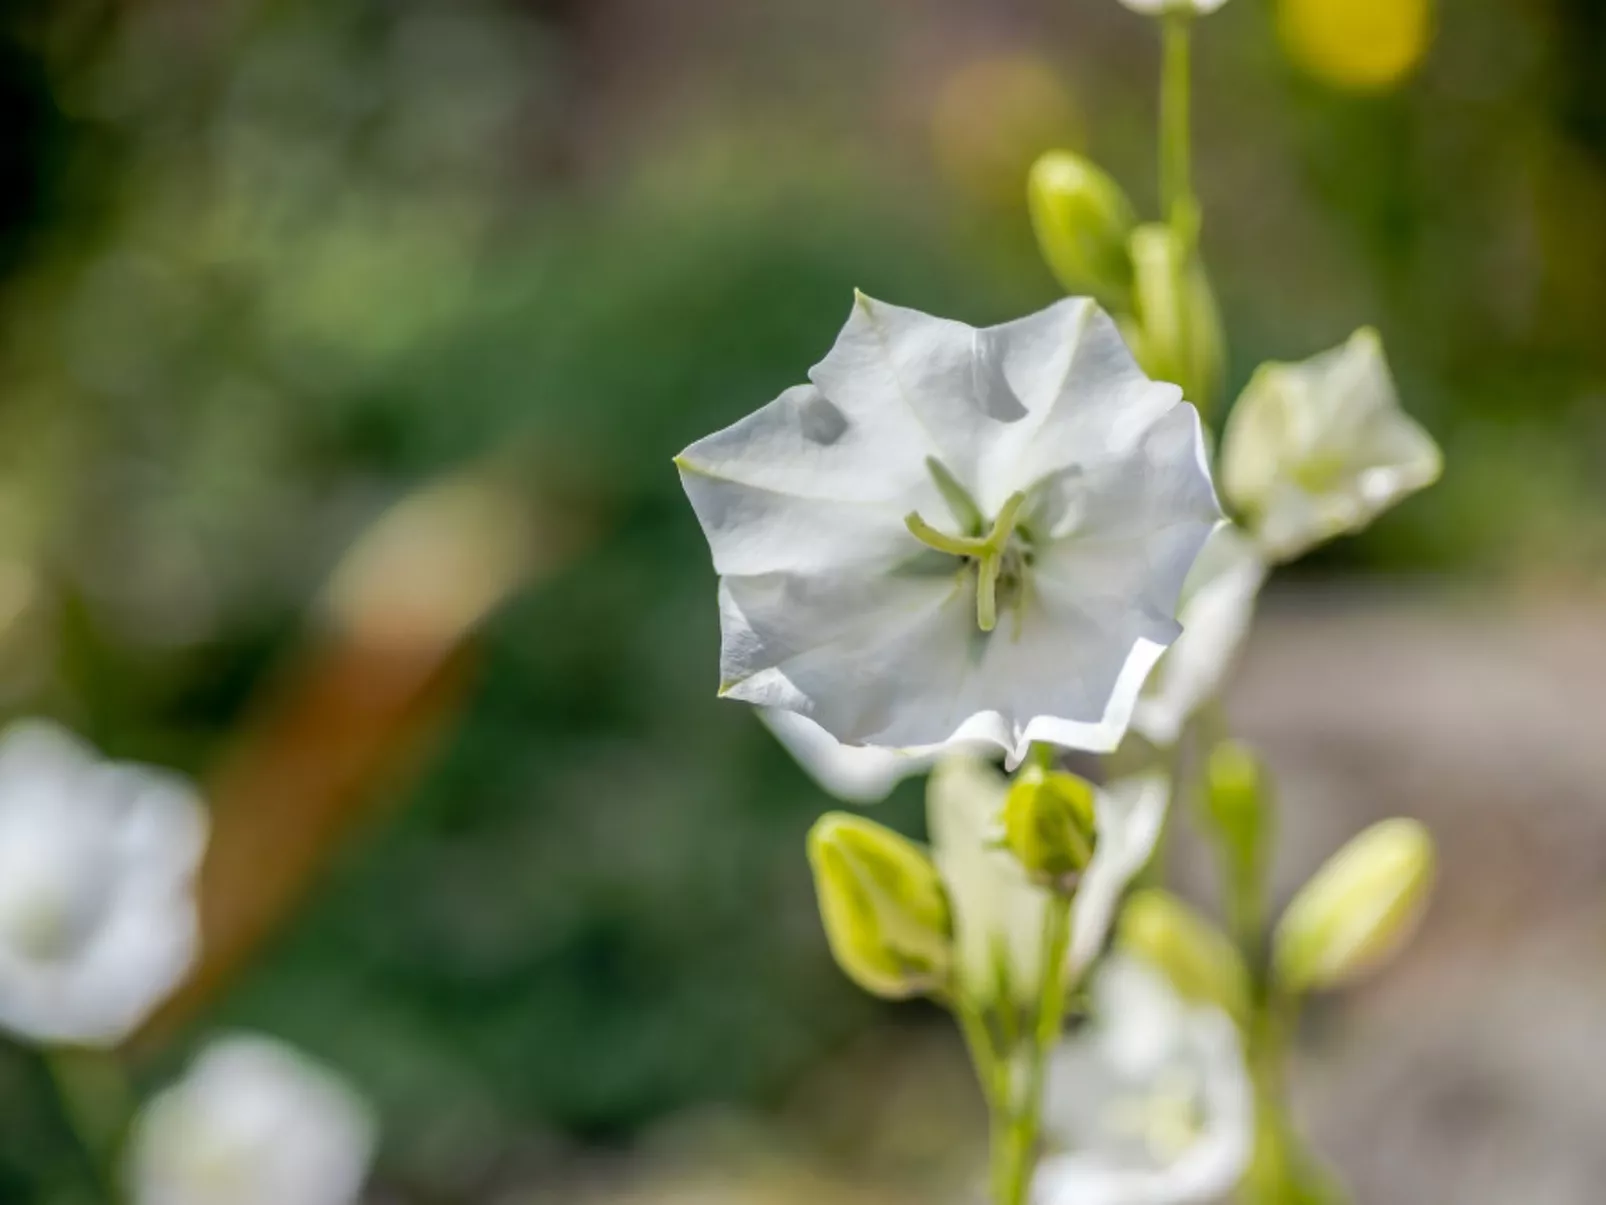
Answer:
[953,994,1015,1205]
[1159,13,1196,239]
[1228,861,1267,960]
[956,996,1005,1115]
[46,1048,133,1204]
[1241,989,1348,1205]
[998,892,1074,1205]
[1137,733,1189,890]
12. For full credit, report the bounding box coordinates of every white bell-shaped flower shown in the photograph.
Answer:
[127,1033,377,1205]
[1130,524,1266,748]
[679,294,1219,765]
[1036,956,1253,1205]
[0,720,206,1046]
[927,758,1169,1005]
[1220,328,1441,563]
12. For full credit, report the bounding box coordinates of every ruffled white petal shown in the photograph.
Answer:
[1221,328,1441,563]
[1069,774,1171,976]
[990,305,1190,506]
[681,293,1220,762]
[1131,524,1267,748]
[808,292,1028,507]
[1035,957,1254,1205]
[760,709,947,804]
[127,1034,376,1205]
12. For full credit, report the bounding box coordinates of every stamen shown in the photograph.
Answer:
[977,550,1002,632]
[902,490,1029,633]
[986,491,1026,547]
[903,513,988,558]
[925,457,984,536]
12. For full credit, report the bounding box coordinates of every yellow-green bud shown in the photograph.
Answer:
[806,813,952,1001]
[1273,818,1436,994]
[1119,888,1251,1024]
[1203,740,1270,877]
[1000,765,1098,886]
[1028,151,1138,307]
[1125,223,1227,416]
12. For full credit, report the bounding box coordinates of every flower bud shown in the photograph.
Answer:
[1119,888,1250,1023]
[806,813,952,1000]
[1119,0,1233,16]
[1273,818,1435,994]
[1203,740,1271,880]
[1028,151,1138,307]
[1000,765,1098,886]
[1125,223,1226,416]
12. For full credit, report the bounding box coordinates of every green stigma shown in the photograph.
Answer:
[904,464,1030,633]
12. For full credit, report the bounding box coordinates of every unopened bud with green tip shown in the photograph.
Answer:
[1028,151,1138,308]
[1118,0,1233,16]
[1124,223,1226,416]
[1203,740,1271,877]
[999,765,1098,888]
[806,813,952,1001]
[1273,818,1436,994]
[1120,888,1250,1023]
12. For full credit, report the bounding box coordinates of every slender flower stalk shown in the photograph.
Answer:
[1001,892,1075,1205]
[1160,14,1196,240]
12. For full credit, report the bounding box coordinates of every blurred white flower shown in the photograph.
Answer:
[927,758,1169,1005]
[1130,524,1266,748]
[1221,328,1441,563]
[679,293,1219,766]
[0,720,206,1046]
[1036,956,1253,1205]
[128,1033,377,1205]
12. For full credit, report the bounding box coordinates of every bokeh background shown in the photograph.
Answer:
[0,0,1604,1201]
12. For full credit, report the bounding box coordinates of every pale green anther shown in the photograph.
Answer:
[987,491,1026,545]
[903,512,987,559]
[903,489,1029,632]
[976,551,1003,632]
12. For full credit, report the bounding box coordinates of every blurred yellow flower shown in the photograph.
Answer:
[1277,0,1434,92]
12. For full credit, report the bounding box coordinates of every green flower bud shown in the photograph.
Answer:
[1000,765,1098,886]
[1028,151,1138,307]
[1273,818,1436,994]
[1125,223,1227,416]
[1203,740,1271,879]
[1119,888,1250,1023]
[806,813,952,1000]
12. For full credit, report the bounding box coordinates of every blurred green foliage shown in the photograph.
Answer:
[0,0,1602,1197]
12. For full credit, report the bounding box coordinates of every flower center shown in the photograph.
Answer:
[1293,450,1349,494]
[0,820,115,963]
[904,459,1032,634]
